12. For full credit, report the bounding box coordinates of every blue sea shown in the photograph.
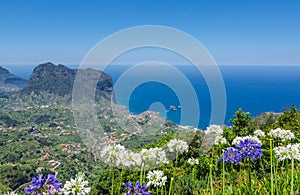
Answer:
[3,65,300,129]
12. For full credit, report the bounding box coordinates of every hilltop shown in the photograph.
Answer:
[0,63,114,108]
[20,62,113,98]
[0,66,27,95]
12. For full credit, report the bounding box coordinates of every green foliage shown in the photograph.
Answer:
[173,174,207,194]
[89,107,300,195]
[276,105,300,130]
[229,108,253,136]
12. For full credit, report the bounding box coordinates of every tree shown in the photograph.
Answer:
[229,108,253,136]
[275,105,300,139]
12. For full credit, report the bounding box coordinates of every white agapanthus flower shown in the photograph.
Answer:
[205,125,226,145]
[152,147,169,165]
[140,147,169,168]
[167,138,189,154]
[187,157,199,165]
[4,192,18,195]
[147,170,167,187]
[122,151,142,168]
[100,144,128,167]
[268,128,295,142]
[254,129,266,138]
[61,172,91,195]
[273,143,300,161]
[205,125,223,136]
[232,136,243,145]
[232,136,261,145]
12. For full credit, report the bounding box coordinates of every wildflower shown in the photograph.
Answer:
[232,136,243,145]
[25,174,62,194]
[167,138,189,154]
[219,147,242,163]
[232,136,261,145]
[151,147,169,165]
[273,143,300,161]
[146,170,167,187]
[205,125,223,137]
[140,147,169,168]
[61,172,90,194]
[268,128,294,142]
[187,157,199,165]
[123,151,142,168]
[123,181,151,195]
[254,130,265,138]
[205,125,226,145]
[99,144,128,167]
[235,138,263,160]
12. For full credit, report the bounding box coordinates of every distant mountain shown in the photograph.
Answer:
[0,66,27,95]
[20,62,113,101]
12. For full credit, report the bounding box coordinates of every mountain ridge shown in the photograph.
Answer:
[20,62,113,98]
[0,66,27,95]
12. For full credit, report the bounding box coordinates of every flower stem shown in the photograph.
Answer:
[222,150,225,194]
[270,139,274,195]
[110,166,114,195]
[168,178,174,195]
[140,165,144,185]
[291,156,294,195]
[118,166,124,195]
[275,159,279,195]
[168,152,178,195]
[210,147,214,195]
[248,160,252,193]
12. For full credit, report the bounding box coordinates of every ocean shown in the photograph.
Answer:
[3,65,300,129]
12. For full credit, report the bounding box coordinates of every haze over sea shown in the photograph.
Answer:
[4,65,300,129]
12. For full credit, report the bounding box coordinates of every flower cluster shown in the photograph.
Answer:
[221,136,263,163]
[232,135,261,145]
[235,138,263,160]
[268,128,295,142]
[140,147,169,168]
[61,172,91,194]
[25,174,62,194]
[99,139,188,169]
[100,144,128,167]
[100,143,174,169]
[205,125,227,145]
[254,129,265,138]
[146,170,167,187]
[123,181,151,195]
[219,147,242,163]
[123,151,143,168]
[273,143,300,161]
[187,157,199,165]
[167,138,189,154]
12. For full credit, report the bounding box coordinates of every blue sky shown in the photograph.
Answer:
[0,0,299,65]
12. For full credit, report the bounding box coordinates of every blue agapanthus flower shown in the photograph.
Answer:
[235,138,263,160]
[25,174,62,195]
[219,147,242,163]
[123,181,151,195]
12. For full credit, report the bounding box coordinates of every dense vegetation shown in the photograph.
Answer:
[88,106,300,195]
[1,64,300,194]
[0,101,179,193]
[2,106,300,194]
